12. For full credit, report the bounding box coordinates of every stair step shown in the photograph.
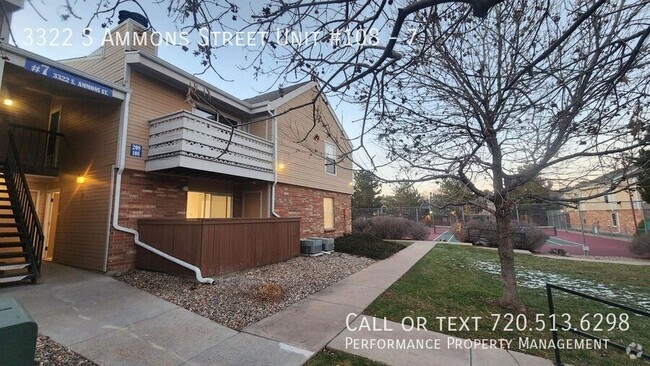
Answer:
[0,205,15,209]
[0,214,16,219]
[0,232,22,238]
[0,223,18,228]
[0,197,9,201]
[0,242,23,248]
[0,251,28,259]
[0,274,35,284]
[0,262,30,271]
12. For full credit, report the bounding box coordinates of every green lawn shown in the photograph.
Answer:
[363,244,650,366]
[305,350,386,366]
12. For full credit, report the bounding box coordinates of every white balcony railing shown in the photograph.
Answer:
[146,111,274,181]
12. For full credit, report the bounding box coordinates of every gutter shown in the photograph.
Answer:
[269,104,280,217]
[109,70,213,284]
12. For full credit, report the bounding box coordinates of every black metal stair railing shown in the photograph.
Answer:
[9,123,64,177]
[5,130,45,275]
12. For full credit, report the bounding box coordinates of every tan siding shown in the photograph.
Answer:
[247,117,271,140]
[276,89,353,194]
[60,22,145,84]
[125,70,193,171]
[50,99,121,271]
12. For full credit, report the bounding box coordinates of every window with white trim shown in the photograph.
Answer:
[324,197,334,229]
[325,142,337,175]
[186,192,232,219]
[610,212,618,227]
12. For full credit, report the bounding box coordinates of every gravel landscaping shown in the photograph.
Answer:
[36,334,96,366]
[117,253,376,330]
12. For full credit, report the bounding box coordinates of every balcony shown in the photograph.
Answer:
[146,111,275,181]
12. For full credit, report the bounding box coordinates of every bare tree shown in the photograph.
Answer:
[58,0,650,310]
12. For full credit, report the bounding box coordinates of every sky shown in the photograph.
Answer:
[9,1,441,195]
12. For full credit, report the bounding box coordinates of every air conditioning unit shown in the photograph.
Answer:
[309,237,334,251]
[300,239,322,254]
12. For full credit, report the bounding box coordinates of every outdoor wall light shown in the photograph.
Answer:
[76,175,86,184]
[182,186,190,192]
[3,99,13,106]
[278,163,286,171]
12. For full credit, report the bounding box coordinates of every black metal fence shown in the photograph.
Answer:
[546,283,649,365]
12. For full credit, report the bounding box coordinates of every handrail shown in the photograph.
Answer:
[8,124,63,176]
[9,123,65,137]
[546,283,649,365]
[149,110,273,145]
[5,130,45,274]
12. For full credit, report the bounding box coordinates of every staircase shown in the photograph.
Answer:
[0,130,45,285]
[0,164,38,284]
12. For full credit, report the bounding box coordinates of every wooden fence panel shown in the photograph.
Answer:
[137,218,300,276]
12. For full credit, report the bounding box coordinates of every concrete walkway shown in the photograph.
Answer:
[244,241,438,352]
[0,263,312,366]
[245,241,553,366]
[1,241,556,366]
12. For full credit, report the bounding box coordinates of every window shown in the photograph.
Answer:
[325,142,337,175]
[186,192,232,218]
[194,106,238,128]
[611,212,618,227]
[604,195,609,203]
[324,197,334,229]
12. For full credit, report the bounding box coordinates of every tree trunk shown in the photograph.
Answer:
[495,204,526,312]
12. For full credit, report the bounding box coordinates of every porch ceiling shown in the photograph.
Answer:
[2,63,119,103]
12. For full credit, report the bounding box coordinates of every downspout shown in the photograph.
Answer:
[269,104,280,217]
[110,80,213,284]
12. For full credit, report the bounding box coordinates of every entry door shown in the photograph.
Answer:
[43,191,60,261]
[243,192,263,218]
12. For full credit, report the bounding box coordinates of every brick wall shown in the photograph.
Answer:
[107,169,237,272]
[567,209,644,236]
[274,182,352,238]
[107,170,188,272]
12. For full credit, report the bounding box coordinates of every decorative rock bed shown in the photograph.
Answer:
[117,252,376,330]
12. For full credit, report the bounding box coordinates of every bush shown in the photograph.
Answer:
[253,283,286,301]
[335,233,409,259]
[629,234,650,258]
[464,219,497,246]
[459,220,548,252]
[352,216,430,240]
[549,248,568,256]
[453,222,469,242]
[511,222,549,252]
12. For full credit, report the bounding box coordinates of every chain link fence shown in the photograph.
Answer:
[354,201,650,238]
[352,206,456,228]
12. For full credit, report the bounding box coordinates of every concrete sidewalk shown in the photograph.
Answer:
[243,241,437,352]
[245,241,553,366]
[0,263,312,366]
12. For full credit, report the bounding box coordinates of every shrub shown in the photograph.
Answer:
[335,233,408,259]
[253,283,286,301]
[464,219,498,246]
[549,248,568,257]
[511,222,549,252]
[453,222,469,242]
[629,234,650,258]
[352,216,430,240]
[459,220,548,252]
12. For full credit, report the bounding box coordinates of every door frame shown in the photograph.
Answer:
[42,189,60,261]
